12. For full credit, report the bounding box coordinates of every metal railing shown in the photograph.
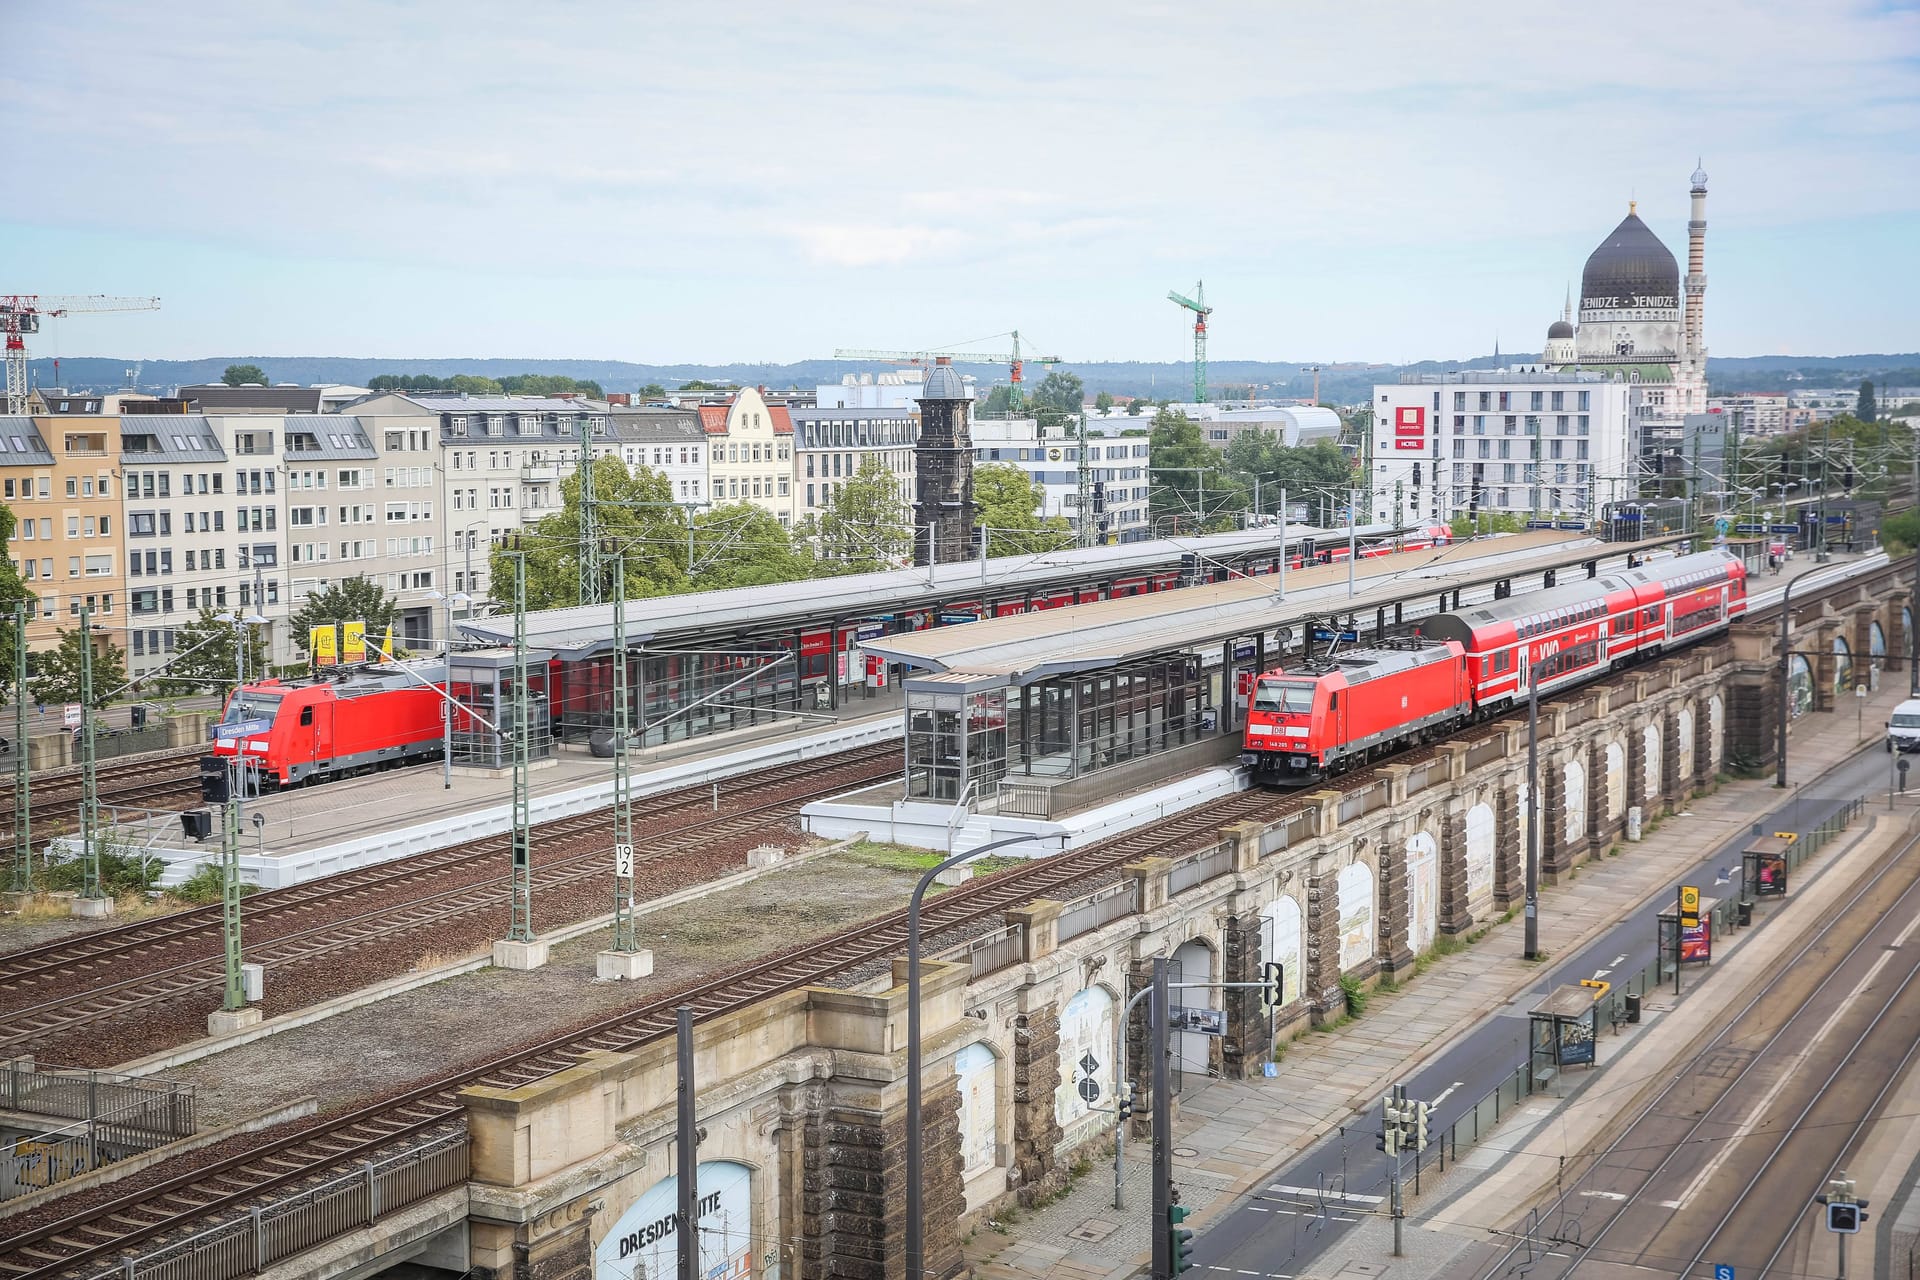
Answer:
[936,923,1025,979]
[994,779,1052,819]
[1057,880,1137,944]
[80,1131,470,1280]
[1168,843,1234,897]
[2,1059,195,1137]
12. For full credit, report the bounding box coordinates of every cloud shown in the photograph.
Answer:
[790,224,972,268]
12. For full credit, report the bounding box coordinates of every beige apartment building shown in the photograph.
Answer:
[697,387,795,526]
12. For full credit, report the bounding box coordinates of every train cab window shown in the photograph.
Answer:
[299,706,314,726]
[1254,682,1316,713]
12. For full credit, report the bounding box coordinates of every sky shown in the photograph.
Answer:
[2,0,1917,366]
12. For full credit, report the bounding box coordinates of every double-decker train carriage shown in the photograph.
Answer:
[202,666,449,798]
[1243,549,1748,785]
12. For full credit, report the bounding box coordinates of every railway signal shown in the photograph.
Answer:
[1167,1203,1195,1274]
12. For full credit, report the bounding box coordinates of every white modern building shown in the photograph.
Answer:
[817,369,977,410]
[1706,393,1789,437]
[609,407,710,509]
[790,405,917,523]
[1367,371,1636,526]
[969,417,1152,543]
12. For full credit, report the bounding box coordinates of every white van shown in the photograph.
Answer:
[1889,699,1920,752]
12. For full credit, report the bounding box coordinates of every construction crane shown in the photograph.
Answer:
[835,330,1063,407]
[1167,281,1212,403]
[2,295,162,414]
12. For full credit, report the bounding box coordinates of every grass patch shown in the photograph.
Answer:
[839,842,1029,880]
[171,863,261,905]
[1339,972,1369,1019]
[38,846,165,897]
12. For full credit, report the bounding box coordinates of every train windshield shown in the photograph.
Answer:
[1252,682,1316,714]
[222,692,283,724]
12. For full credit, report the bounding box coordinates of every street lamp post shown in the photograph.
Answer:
[906,832,1061,1280]
[1777,570,1809,788]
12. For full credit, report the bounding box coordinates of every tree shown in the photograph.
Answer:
[1094,391,1116,415]
[498,374,604,397]
[638,383,667,399]
[28,627,128,709]
[151,607,269,699]
[1033,370,1085,415]
[447,374,503,395]
[1858,379,1878,424]
[1126,397,1145,417]
[819,456,914,572]
[221,363,268,387]
[979,385,1017,419]
[288,576,400,655]
[0,508,31,701]
[679,380,733,392]
[1148,408,1244,531]
[687,505,817,590]
[973,463,1074,555]
[500,456,692,609]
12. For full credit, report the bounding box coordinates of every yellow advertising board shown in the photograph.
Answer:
[342,620,367,665]
[310,625,339,667]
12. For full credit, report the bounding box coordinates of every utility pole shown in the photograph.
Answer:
[676,1005,699,1280]
[10,603,28,894]
[77,604,103,903]
[221,612,250,1014]
[1389,1086,1407,1257]
[576,416,603,605]
[1525,657,1542,959]
[610,551,638,955]
[1077,412,1094,549]
[508,549,534,944]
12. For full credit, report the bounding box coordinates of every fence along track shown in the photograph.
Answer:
[0,743,900,993]
[0,749,900,1053]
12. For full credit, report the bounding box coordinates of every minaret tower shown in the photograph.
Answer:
[1678,161,1709,414]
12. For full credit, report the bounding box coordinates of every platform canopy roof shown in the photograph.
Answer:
[455,523,1342,656]
[860,532,1691,682]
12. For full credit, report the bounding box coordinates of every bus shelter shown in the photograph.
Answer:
[1743,835,1793,902]
[1529,984,1602,1084]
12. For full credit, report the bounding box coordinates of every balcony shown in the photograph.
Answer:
[520,463,562,483]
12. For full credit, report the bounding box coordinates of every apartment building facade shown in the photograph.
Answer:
[609,408,709,509]
[790,406,917,525]
[1368,372,1636,527]
[5,415,127,653]
[968,417,1153,543]
[698,387,795,526]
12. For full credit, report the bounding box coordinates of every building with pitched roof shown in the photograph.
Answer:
[698,386,795,526]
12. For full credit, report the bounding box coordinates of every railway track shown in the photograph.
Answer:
[1475,821,1920,1280]
[1,560,1898,1278]
[0,763,1354,1280]
[0,745,902,1053]
[1,751,203,848]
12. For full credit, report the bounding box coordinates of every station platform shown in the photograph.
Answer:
[97,685,905,890]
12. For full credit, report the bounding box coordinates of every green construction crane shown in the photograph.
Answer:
[1167,282,1213,404]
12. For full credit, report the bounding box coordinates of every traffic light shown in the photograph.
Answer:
[1092,481,1106,514]
[1263,961,1285,1006]
[1117,1085,1134,1123]
[1377,1101,1403,1155]
[1827,1202,1864,1234]
[1414,1101,1430,1152]
[1168,1203,1195,1273]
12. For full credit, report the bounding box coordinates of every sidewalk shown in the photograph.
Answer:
[965,679,1912,1280]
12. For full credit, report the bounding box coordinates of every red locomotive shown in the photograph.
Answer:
[1243,549,1747,784]
[202,666,448,798]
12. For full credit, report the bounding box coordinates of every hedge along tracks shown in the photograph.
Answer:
[0,746,903,1061]
[0,741,900,1007]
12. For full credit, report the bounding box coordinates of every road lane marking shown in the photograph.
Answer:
[1266,1184,1385,1204]
[1581,1190,1627,1201]
[1671,910,1920,1209]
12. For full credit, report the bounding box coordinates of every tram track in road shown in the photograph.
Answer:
[1475,821,1920,1280]
[0,745,901,1058]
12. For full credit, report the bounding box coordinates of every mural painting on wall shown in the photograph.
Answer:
[1605,742,1627,819]
[1641,724,1661,798]
[1337,861,1375,971]
[1260,896,1304,1007]
[1788,655,1814,718]
[1464,803,1495,911]
[953,1042,997,1178]
[1055,986,1115,1127]
[1406,833,1438,954]
[1871,622,1886,693]
[1709,695,1724,770]
[1677,708,1695,780]
[596,1160,756,1280]
[1563,759,1587,844]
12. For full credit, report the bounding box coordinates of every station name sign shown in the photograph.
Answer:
[1583,295,1676,310]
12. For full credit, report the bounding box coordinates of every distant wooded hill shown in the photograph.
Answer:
[29,352,1919,406]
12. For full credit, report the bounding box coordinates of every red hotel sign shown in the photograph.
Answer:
[1393,405,1427,450]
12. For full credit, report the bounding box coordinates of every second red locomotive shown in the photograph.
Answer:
[1242,549,1748,784]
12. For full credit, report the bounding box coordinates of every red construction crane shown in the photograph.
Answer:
[2,295,162,414]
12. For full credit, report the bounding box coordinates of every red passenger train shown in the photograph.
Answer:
[1241,549,1748,785]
